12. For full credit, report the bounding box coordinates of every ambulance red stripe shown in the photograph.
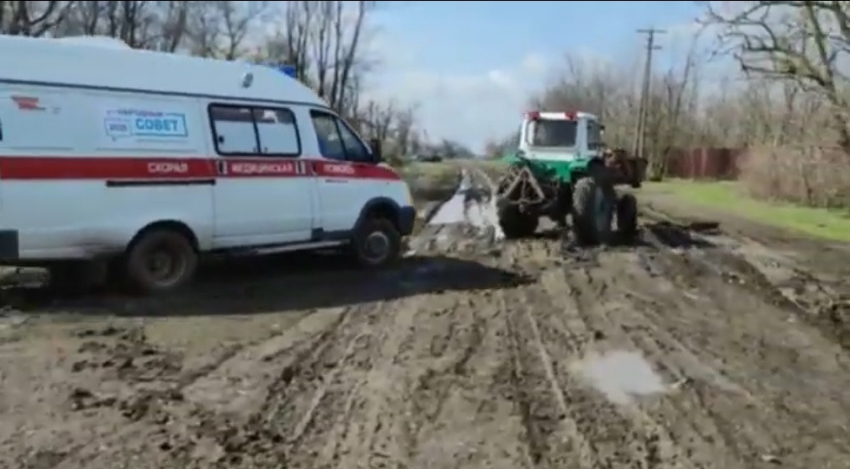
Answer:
[0,156,401,181]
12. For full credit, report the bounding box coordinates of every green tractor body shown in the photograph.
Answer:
[495,111,646,244]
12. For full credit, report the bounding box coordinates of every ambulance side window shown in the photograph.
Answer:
[310,110,371,163]
[253,107,300,156]
[208,103,301,157]
[337,120,371,163]
[310,112,346,161]
[209,105,256,154]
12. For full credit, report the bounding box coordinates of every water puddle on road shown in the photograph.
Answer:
[571,350,667,405]
[426,170,503,240]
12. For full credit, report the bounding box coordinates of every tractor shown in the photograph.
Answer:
[495,111,647,245]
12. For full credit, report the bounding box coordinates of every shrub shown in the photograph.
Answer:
[739,145,850,209]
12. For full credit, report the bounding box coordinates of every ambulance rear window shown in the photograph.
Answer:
[210,106,252,123]
[208,104,301,156]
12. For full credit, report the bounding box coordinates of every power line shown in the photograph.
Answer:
[633,28,665,159]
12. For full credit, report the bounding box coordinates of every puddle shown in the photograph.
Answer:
[427,170,504,240]
[428,192,473,226]
[571,350,667,405]
[428,170,472,225]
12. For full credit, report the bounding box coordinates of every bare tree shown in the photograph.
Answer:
[703,0,850,152]
[217,1,266,60]
[282,1,314,82]
[0,0,74,36]
[185,1,222,57]
[156,1,190,53]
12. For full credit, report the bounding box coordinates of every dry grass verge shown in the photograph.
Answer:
[739,145,850,209]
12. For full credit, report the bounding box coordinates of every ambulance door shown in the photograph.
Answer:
[208,103,315,248]
[308,110,373,235]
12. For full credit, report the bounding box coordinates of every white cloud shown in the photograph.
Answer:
[363,45,555,153]
[521,52,549,76]
[359,16,724,153]
[662,16,743,96]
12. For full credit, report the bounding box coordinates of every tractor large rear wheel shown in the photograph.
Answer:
[571,177,615,246]
[497,202,539,239]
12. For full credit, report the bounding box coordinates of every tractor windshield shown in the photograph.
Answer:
[528,119,577,147]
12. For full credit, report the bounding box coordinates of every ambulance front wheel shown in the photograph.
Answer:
[124,228,198,294]
[350,217,402,268]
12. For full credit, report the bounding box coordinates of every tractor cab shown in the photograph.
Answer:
[517,110,603,162]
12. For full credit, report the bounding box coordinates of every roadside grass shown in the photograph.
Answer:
[401,161,459,202]
[400,159,509,188]
[399,162,460,235]
[647,180,850,242]
[468,159,511,181]
[399,161,850,242]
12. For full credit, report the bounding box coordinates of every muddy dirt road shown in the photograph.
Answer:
[1,174,849,469]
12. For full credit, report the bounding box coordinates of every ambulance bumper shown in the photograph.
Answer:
[399,206,417,236]
[0,230,19,261]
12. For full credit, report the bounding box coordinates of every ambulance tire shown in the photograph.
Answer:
[350,217,402,268]
[124,228,198,294]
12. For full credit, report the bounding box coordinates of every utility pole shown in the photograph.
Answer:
[633,28,665,159]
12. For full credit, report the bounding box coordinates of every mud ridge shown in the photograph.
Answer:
[639,214,850,353]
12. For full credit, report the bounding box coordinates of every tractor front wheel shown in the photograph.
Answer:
[571,177,615,246]
[497,202,539,239]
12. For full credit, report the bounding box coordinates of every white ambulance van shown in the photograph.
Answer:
[0,35,416,294]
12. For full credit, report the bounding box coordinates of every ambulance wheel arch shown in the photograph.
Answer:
[354,198,409,234]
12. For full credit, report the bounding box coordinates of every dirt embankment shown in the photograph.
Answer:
[1,173,849,469]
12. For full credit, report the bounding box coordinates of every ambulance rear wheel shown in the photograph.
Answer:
[125,229,198,294]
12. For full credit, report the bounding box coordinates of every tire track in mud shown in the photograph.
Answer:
[211,300,391,469]
[620,227,850,468]
[282,291,535,469]
[555,262,750,469]
[397,291,530,469]
[522,272,686,469]
[184,284,534,469]
[501,289,562,468]
[494,239,668,469]
[40,167,527,469]
[640,209,850,352]
[494,209,850,469]
[502,286,598,469]
[16,173,850,469]
[173,200,849,469]
[42,306,356,469]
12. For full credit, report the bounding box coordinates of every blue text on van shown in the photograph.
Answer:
[133,115,187,137]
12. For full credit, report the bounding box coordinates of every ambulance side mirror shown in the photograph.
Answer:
[369,138,383,162]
